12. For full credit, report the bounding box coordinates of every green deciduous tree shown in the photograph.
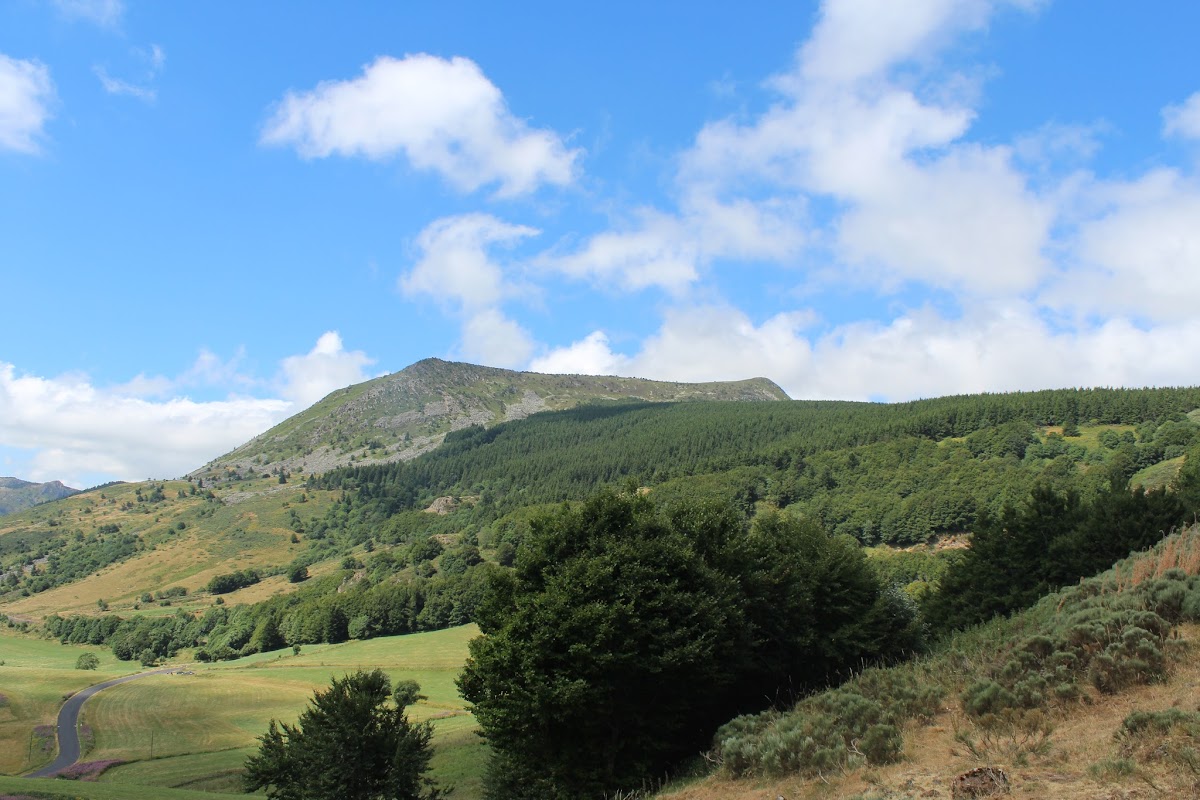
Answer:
[244,669,441,800]
[457,489,919,799]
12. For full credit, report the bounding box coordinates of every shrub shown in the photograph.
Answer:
[75,652,99,670]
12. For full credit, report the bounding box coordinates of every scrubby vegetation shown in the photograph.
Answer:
[711,526,1200,785]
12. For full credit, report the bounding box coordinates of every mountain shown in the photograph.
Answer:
[0,478,79,516]
[192,358,789,480]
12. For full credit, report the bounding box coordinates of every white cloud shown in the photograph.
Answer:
[0,55,55,154]
[460,309,535,369]
[550,0,1048,299]
[529,331,627,376]
[278,331,375,408]
[401,215,540,368]
[0,362,290,485]
[51,0,123,27]
[677,0,1052,296]
[792,0,1041,87]
[1163,92,1200,140]
[834,144,1051,292]
[1051,169,1200,322]
[262,54,580,197]
[0,333,378,485]
[547,195,807,294]
[531,302,1200,403]
[401,213,538,309]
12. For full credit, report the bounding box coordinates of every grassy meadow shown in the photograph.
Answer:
[1,479,341,620]
[0,630,139,775]
[0,625,484,797]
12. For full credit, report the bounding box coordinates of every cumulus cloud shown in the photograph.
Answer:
[549,0,1048,299]
[401,213,538,309]
[548,196,807,294]
[401,214,539,368]
[0,333,377,486]
[530,302,1200,402]
[529,331,627,376]
[679,0,1051,295]
[0,362,290,485]
[1051,169,1200,322]
[460,309,535,369]
[262,54,579,197]
[278,331,375,408]
[1163,92,1200,140]
[0,55,55,154]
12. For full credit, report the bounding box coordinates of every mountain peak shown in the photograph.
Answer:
[0,477,81,516]
[195,359,788,479]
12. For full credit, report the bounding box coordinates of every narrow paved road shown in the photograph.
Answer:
[28,667,176,778]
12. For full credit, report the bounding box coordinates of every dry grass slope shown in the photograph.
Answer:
[665,527,1200,800]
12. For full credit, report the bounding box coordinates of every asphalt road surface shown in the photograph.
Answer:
[28,667,176,778]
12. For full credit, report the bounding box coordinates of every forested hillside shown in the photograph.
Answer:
[311,386,1200,545]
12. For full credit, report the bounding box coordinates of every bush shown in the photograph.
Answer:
[75,652,99,670]
[713,668,938,778]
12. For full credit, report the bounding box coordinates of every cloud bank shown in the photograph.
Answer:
[0,332,374,486]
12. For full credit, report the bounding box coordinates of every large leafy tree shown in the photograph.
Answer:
[244,669,441,800]
[457,489,920,799]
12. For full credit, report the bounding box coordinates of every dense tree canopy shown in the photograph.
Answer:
[457,489,920,799]
[243,669,441,800]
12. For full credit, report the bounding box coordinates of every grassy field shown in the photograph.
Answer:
[74,625,484,797]
[0,624,484,796]
[0,630,141,775]
[0,480,341,620]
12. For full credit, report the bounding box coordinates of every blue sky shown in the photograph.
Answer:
[2,0,1200,487]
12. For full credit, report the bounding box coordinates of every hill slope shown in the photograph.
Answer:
[0,477,79,515]
[192,358,788,480]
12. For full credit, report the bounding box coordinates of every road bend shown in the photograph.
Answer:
[28,667,177,778]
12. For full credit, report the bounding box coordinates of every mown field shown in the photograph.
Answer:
[0,624,484,798]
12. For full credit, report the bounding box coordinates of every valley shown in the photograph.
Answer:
[2,361,1200,798]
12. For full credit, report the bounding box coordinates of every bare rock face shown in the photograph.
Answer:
[950,766,1010,799]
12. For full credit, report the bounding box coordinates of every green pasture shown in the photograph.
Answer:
[1131,454,1184,491]
[0,630,139,775]
[72,625,485,796]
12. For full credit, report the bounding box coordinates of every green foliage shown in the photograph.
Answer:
[924,480,1191,632]
[204,569,261,595]
[75,652,99,670]
[244,669,442,800]
[713,667,942,778]
[457,489,918,798]
[304,386,1200,552]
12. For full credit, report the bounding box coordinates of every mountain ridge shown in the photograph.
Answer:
[192,358,789,480]
[0,477,80,516]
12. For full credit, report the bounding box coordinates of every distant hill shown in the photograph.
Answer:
[192,358,789,480]
[0,478,79,516]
